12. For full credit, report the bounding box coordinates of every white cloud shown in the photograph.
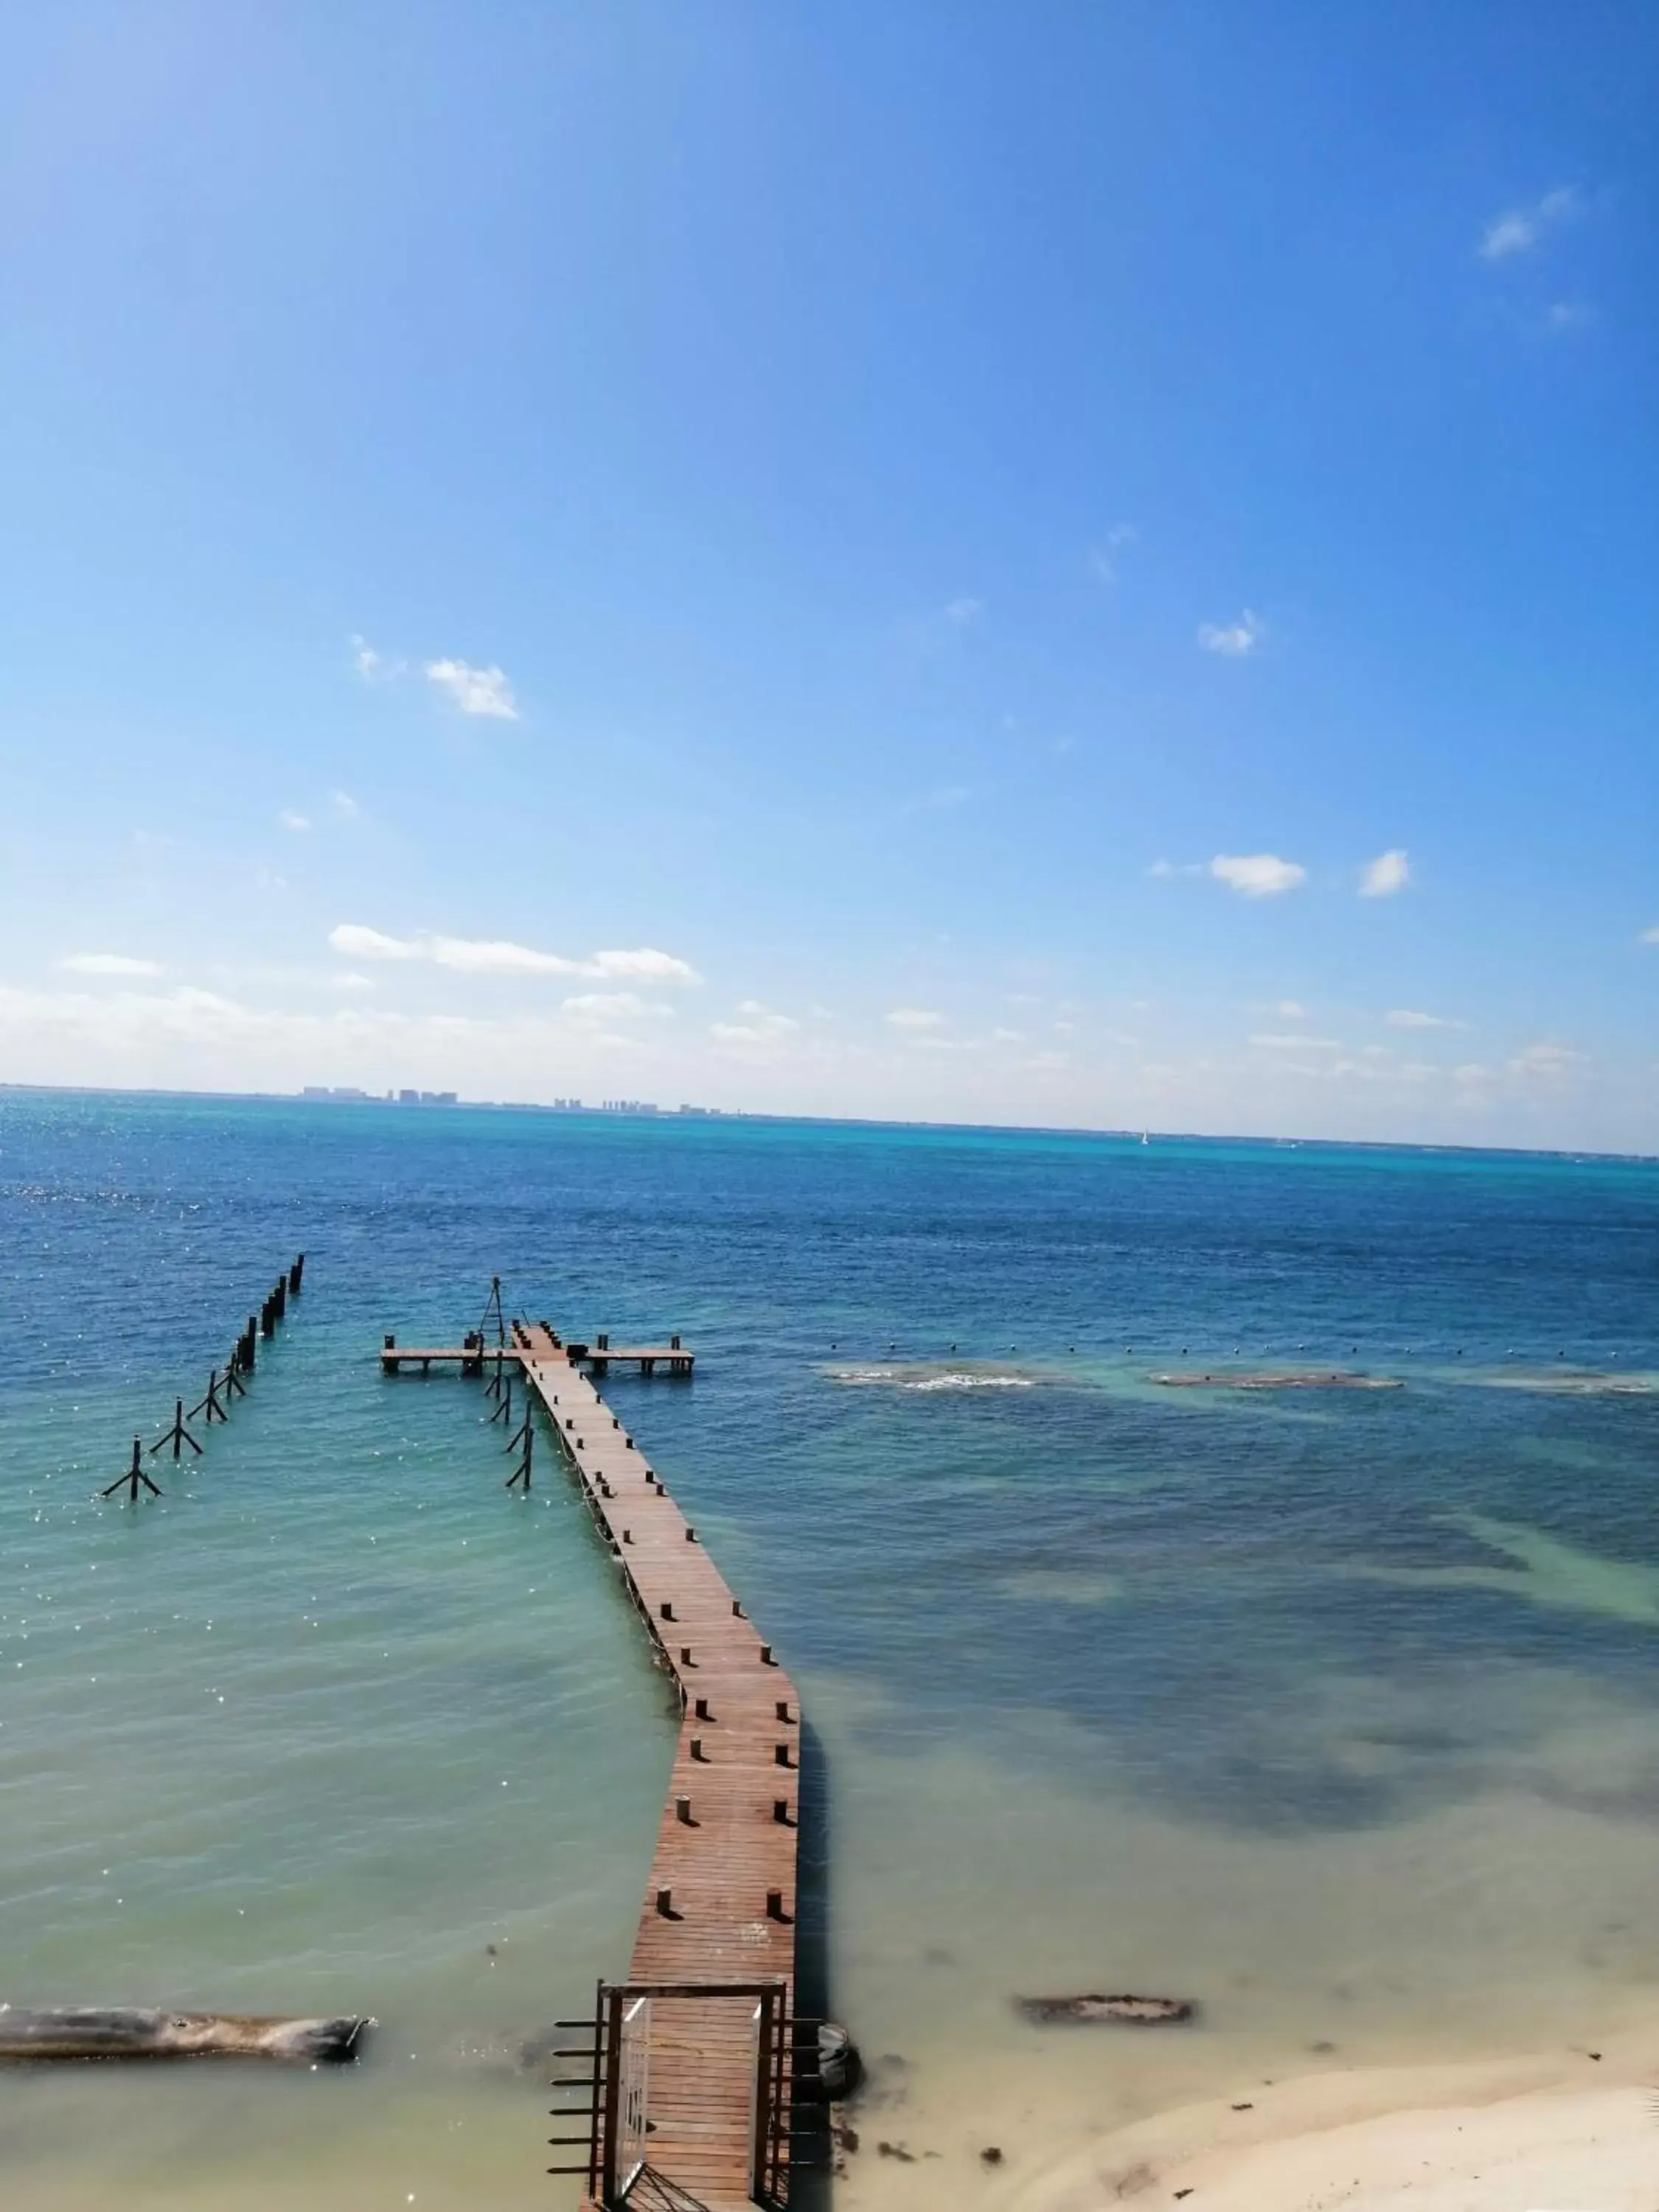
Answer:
[1264,999,1309,1020]
[330,790,361,821]
[1210,853,1306,897]
[942,597,984,627]
[1359,848,1411,898]
[1508,1040,1588,1079]
[351,634,384,680]
[1250,1033,1341,1051]
[710,1003,801,1047]
[329,925,425,964]
[429,936,582,976]
[425,658,519,720]
[585,947,701,982]
[330,973,374,993]
[1197,609,1264,657]
[1547,300,1594,330]
[279,809,313,832]
[886,1007,945,1030]
[327,924,699,983]
[1385,1008,1464,1031]
[60,953,162,977]
[561,992,671,1021]
[1638,926,1659,946]
[1480,185,1580,261]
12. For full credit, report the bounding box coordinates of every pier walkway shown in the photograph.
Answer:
[386,1311,798,2208]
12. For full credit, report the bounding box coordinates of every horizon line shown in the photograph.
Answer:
[1,1079,1654,1169]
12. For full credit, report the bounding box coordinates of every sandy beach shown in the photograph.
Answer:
[838,2025,1659,2211]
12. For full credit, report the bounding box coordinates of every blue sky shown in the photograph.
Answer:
[2,2,1655,1146]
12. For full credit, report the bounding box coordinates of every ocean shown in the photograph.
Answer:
[2,1091,1657,2208]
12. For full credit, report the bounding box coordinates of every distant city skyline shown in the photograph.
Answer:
[2,4,1655,1150]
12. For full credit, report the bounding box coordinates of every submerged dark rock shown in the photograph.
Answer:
[1016,1992,1197,2027]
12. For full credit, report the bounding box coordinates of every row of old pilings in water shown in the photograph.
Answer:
[103,1253,306,1503]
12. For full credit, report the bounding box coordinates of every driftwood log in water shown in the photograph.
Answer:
[0,2008,372,2064]
[1016,1992,1196,2026]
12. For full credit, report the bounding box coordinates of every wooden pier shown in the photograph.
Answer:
[386,1315,797,2210]
[380,1337,695,1377]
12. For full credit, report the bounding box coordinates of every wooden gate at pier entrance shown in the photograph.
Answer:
[553,1980,792,2210]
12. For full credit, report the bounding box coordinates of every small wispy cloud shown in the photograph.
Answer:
[1385,1008,1464,1031]
[1261,998,1309,1020]
[1210,852,1306,897]
[351,634,387,681]
[60,953,162,978]
[710,1002,800,1046]
[1509,1040,1587,1079]
[328,925,698,983]
[562,992,672,1020]
[1088,524,1137,585]
[1640,925,1659,945]
[279,809,313,832]
[1480,185,1580,262]
[1251,1032,1341,1051]
[330,972,374,993]
[1547,300,1595,330]
[1197,609,1264,658]
[330,790,361,821]
[942,597,984,627]
[1359,847,1411,898]
[886,1006,945,1030]
[425,658,519,720]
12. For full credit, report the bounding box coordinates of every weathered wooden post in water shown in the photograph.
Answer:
[504,1421,533,1492]
[288,1253,305,1295]
[190,1370,229,1425]
[102,1437,162,1502]
[150,1399,202,1462]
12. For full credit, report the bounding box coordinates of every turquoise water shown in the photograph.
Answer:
[3,1093,1658,2207]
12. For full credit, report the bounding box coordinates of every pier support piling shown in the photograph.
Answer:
[150,1398,202,1461]
[102,1436,163,1502]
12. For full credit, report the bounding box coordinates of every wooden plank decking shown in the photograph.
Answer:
[506,1323,796,2211]
[380,1340,695,1375]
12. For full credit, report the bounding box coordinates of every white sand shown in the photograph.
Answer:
[841,2030,1659,2211]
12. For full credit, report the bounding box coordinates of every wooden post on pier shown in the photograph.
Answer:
[190,1369,229,1425]
[149,1398,202,1461]
[490,1367,513,1426]
[102,1437,162,1503]
[504,1422,532,1492]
